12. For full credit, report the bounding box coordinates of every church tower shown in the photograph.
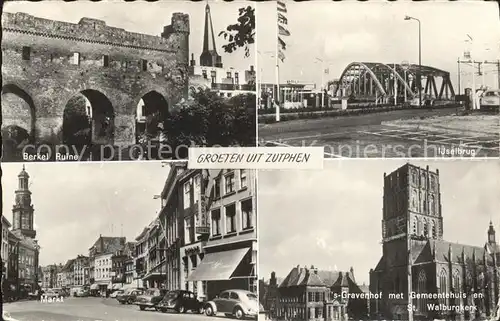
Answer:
[488,221,496,245]
[381,163,443,244]
[200,3,223,68]
[12,165,36,239]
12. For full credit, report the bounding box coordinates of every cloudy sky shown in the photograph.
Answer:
[259,159,500,286]
[2,162,169,266]
[257,0,500,90]
[3,0,255,71]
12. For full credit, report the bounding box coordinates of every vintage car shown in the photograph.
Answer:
[110,289,124,298]
[2,311,21,321]
[156,290,204,314]
[75,287,90,297]
[134,288,168,311]
[41,289,62,300]
[116,288,144,304]
[204,289,261,319]
[481,89,500,110]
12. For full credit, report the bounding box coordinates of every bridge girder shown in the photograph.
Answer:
[336,62,454,101]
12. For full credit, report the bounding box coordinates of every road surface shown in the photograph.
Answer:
[259,108,499,158]
[4,297,252,321]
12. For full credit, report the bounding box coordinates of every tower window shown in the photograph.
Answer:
[102,55,109,67]
[72,52,80,65]
[22,46,31,60]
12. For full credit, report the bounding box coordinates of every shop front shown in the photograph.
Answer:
[143,263,167,289]
[186,238,257,300]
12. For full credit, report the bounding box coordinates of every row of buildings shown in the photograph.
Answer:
[40,164,257,301]
[2,166,41,297]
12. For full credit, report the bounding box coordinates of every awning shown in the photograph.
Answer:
[90,284,99,290]
[187,248,249,282]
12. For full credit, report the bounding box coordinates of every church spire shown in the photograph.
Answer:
[488,220,496,244]
[200,2,223,67]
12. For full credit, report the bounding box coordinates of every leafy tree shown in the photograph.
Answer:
[139,88,256,159]
[218,6,255,57]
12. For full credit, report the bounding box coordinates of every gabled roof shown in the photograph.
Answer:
[62,259,75,272]
[279,266,355,289]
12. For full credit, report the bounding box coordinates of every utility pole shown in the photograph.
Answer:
[457,58,461,95]
[482,60,500,89]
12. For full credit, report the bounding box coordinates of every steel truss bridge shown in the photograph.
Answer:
[335,62,455,103]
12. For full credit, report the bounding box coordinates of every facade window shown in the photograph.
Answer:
[183,181,191,209]
[226,71,231,78]
[72,52,80,65]
[193,175,201,204]
[141,59,148,71]
[431,222,436,238]
[429,195,435,215]
[241,199,253,229]
[202,70,207,79]
[214,178,221,198]
[211,209,221,236]
[423,220,428,237]
[225,204,236,233]
[417,270,427,313]
[225,172,235,194]
[439,269,447,304]
[184,217,192,244]
[412,219,417,235]
[235,72,239,85]
[102,55,109,67]
[452,270,460,292]
[22,46,31,60]
[240,170,247,189]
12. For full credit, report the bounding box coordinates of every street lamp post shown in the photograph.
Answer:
[405,16,421,108]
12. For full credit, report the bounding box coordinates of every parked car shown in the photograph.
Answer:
[116,288,144,304]
[2,311,21,321]
[41,290,62,300]
[75,288,90,297]
[480,89,500,110]
[134,288,168,311]
[156,290,204,314]
[110,289,124,298]
[204,289,261,320]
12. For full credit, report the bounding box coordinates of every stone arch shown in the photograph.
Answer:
[62,89,115,146]
[135,90,169,143]
[1,83,36,140]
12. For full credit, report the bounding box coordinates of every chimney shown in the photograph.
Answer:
[250,65,254,72]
